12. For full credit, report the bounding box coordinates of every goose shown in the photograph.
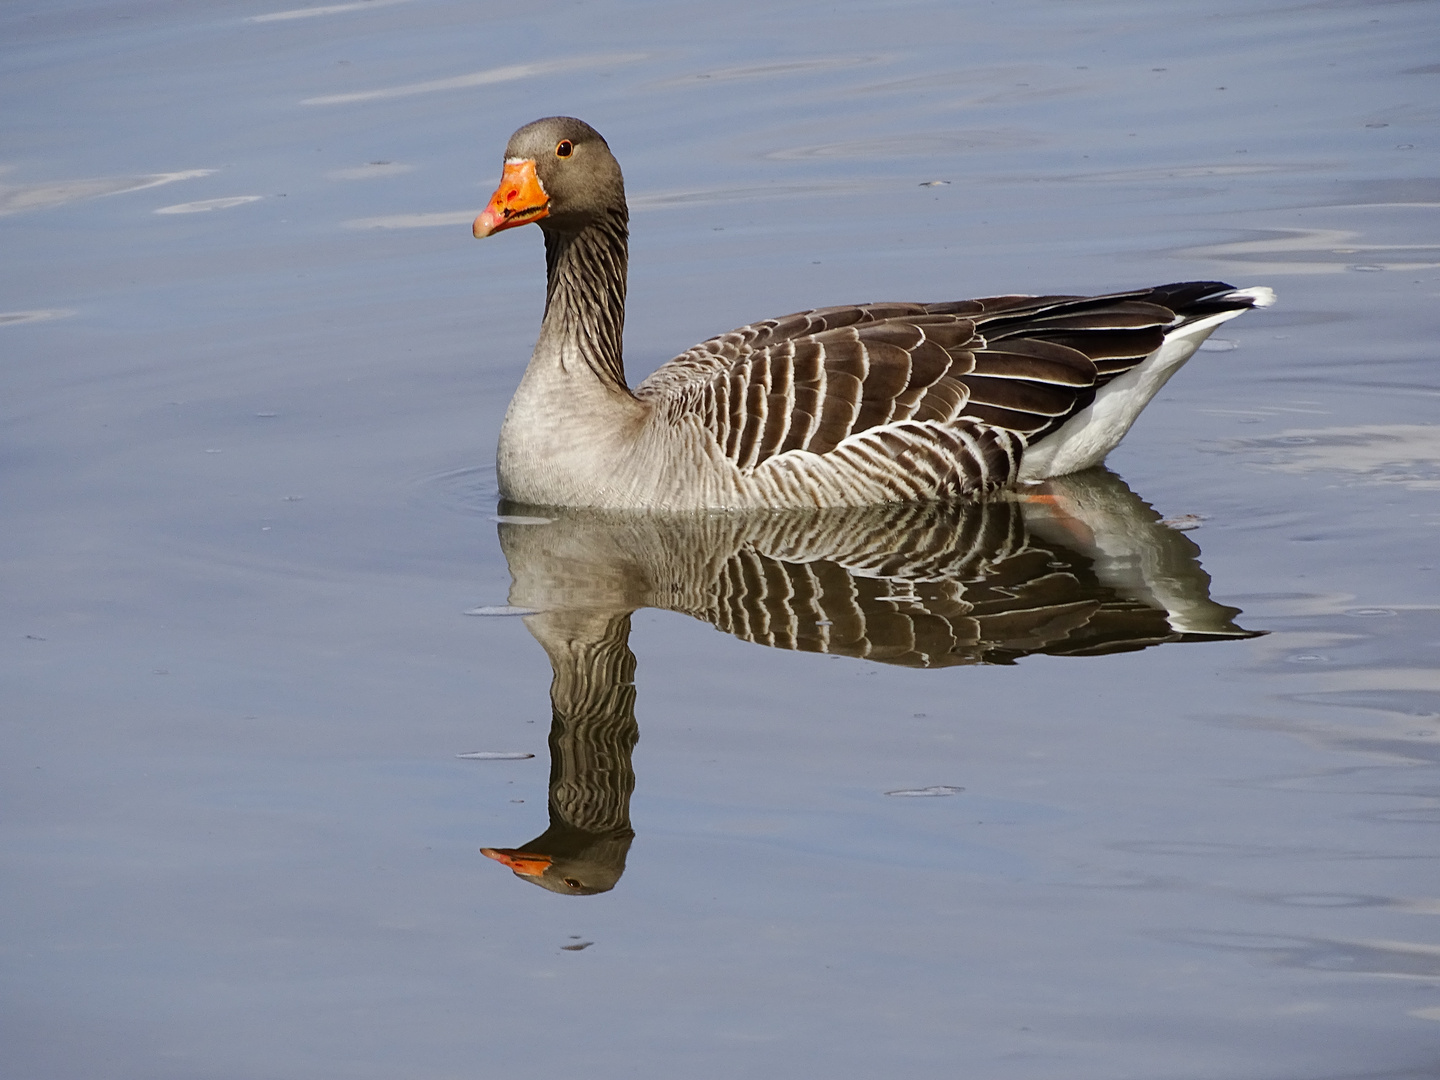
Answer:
[473,116,1274,510]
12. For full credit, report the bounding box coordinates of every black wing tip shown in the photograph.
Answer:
[1144,281,1275,316]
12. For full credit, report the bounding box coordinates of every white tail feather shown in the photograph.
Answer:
[1018,287,1274,480]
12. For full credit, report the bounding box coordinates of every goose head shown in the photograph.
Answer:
[473,116,625,239]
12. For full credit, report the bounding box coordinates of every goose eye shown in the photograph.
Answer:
[562,877,581,889]
[555,140,574,158]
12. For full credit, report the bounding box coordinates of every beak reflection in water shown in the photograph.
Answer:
[481,469,1260,895]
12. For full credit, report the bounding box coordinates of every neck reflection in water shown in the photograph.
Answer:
[480,469,1259,895]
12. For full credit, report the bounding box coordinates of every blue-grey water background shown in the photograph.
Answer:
[4,1,1440,1077]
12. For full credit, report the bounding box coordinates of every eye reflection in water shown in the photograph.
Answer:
[480,468,1260,895]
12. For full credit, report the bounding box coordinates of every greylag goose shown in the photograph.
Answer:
[474,117,1274,510]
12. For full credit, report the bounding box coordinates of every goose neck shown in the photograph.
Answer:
[539,208,630,393]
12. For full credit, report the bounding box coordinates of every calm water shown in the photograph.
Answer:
[5,0,1440,1076]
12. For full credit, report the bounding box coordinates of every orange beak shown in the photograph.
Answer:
[481,847,553,877]
[473,158,549,238]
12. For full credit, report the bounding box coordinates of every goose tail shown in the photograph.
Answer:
[1017,282,1276,480]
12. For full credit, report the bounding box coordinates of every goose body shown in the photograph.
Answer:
[474,117,1274,510]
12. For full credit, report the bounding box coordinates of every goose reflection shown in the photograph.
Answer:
[480,469,1259,894]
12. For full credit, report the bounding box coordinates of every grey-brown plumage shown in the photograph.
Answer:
[476,117,1276,510]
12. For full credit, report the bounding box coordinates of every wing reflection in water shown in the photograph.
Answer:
[480,469,1260,895]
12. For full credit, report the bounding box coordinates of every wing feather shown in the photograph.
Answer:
[812,368,864,456]
[910,377,971,423]
[634,282,1257,493]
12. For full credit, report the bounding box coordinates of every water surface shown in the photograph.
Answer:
[4,1,1440,1077]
